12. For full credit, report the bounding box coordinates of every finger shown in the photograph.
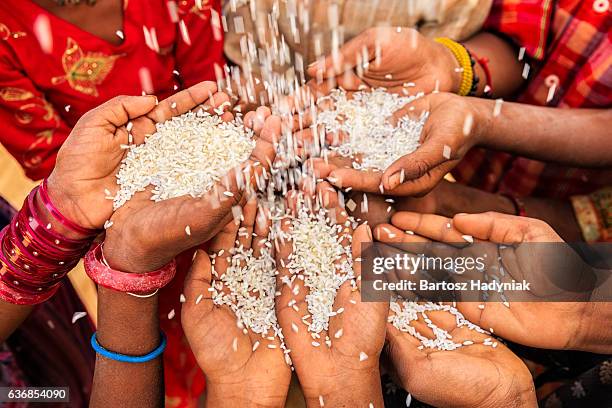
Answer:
[252,204,272,258]
[382,141,453,191]
[260,115,282,144]
[249,106,272,133]
[452,212,537,244]
[146,81,218,123]
[83,94,157,129]
[198,91,232,115]
[390,212,469,244]
[274,215,312,348]
[374,224,430,244]
[352,224,373,281]
[380,161,457,197]
[315,181,339,209]
[304,157,338,179]
[243,110,256,129]
[183,250,214,312]
[236,198,258,250]
[328,168,383,193]
[208,218,240,276]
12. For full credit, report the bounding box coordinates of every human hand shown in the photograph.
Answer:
[306,27,462,96]
[181,199,291,407]
[46,82,234,231]
[375,211,596,351]
[385,304,537,408]
[274,183,388,407]
[303,93,485,196]
[102,86,280,273]
[381,92,487,193]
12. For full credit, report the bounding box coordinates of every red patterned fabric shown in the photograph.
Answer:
[454,0,612,200]
[0,1,223,406]
[0,0,223,181]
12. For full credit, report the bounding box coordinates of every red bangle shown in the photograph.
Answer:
[39,179,99,237]
[468,49,493,97]
[0,247,62,305]
[84,243,176,294]
[0,185,97,306]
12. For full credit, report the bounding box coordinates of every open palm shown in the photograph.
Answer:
[385,307,536,408]
[48,81,231,230]
[274,183,387,404]
[181,200,291,407]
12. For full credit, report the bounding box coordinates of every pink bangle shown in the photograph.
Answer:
[0,248,62,304]
[0,279,60,305]
[84,243,176,294]
[39,179,99,237]
[24,188,92,252]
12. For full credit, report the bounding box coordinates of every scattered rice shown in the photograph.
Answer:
[388,300,489,351]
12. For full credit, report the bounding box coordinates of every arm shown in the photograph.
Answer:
[89,288,163,408]
[472,98,612,167]
[462,31,525,98]
[174,0,225,87]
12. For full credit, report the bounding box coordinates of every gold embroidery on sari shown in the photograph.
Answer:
[0,23,26,41]
[0,87,60,126]
[51,38,120,97]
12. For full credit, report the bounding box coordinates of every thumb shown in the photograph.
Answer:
[382,141,449,191]
[183,249,213,303]
[452,212,529,244]
[87,95,157,128]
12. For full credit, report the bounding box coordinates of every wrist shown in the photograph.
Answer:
[45,174,98,232]
[205,381,287,408]
[96,286,160,355]
[572,301,611,353]
[303,369,383,408]
[433,41,463,94]
[467,97,493,146]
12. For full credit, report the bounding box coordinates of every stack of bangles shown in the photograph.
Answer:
[0,180,99,305]
[435,37,493,98]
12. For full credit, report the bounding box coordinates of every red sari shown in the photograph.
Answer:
[0,1,224,406]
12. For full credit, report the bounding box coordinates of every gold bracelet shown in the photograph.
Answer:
[434,37,473,96]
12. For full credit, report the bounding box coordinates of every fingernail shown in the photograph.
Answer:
[327,174,342,188]
[387,172,402,190]
[456,213,468,216]
[365,224,373,240]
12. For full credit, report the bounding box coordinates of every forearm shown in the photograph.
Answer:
[0,301,32,342]
[90,287,163,408]
[473,98,612,167]
[463,32,525,98]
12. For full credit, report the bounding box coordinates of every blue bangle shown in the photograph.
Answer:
[90,331,167,363]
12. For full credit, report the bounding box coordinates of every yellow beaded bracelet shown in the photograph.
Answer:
[434,37,474,96]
